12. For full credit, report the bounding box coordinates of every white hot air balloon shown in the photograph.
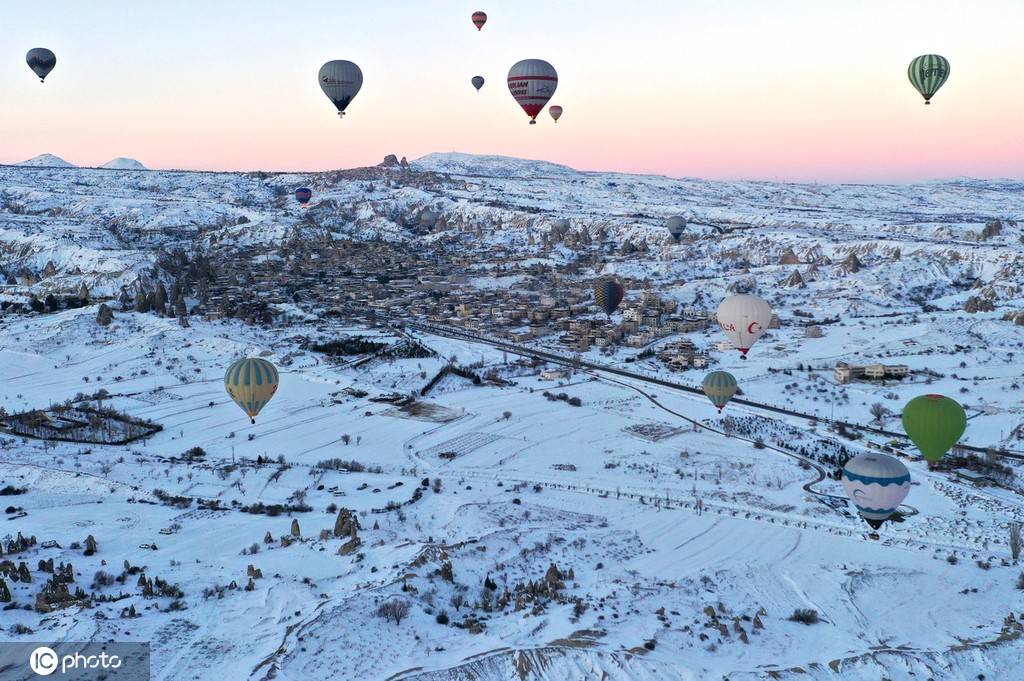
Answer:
[841,453,911,531]
[507,59,557,124]
[716,294,773,359]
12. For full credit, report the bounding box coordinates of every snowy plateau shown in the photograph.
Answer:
[1,153,1024,680]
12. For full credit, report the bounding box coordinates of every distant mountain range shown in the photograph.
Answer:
[13,153,147,170]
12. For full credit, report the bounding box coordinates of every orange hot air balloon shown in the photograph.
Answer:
[472,11,487,30]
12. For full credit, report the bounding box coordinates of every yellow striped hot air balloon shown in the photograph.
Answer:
[224,358,279,424]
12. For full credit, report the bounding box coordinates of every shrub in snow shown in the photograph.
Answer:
[788,608,819,625]
[377,598,410,625]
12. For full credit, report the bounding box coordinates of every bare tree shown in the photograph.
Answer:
[377,598,410,625]
[1010,522,1022,561]
[341,434,351,446]
[869,402,889,423]
[450,593,465,611]
[721,416,735,436]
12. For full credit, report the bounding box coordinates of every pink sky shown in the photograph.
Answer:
[2,1,1022,182]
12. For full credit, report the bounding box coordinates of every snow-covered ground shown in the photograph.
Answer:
[1,154,1023,680]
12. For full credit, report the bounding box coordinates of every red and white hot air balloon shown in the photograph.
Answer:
[507,59,558,125]
[549,105,563,123]
[472,11,487,30]
[717,294,773,359]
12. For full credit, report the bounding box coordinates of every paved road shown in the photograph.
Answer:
[403,323,934,518]
[404,321,1024,462]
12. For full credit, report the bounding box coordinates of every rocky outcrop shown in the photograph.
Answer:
[783,269,806,288]
[333,508,360,538]
[779,248,800,265]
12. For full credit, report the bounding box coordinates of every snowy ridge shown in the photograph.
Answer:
[100,157,148,170]
[16,152,75,168]
[413,152,578,177]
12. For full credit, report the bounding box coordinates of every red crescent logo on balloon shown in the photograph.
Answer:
[747,322,761,334]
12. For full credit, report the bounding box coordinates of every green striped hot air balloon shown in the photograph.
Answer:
[908,54,949,105]
[703,371,738,413]
[901,394,965,462]
[225,358,279,424]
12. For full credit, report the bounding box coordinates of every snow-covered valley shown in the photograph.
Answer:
[1,154,1023,680]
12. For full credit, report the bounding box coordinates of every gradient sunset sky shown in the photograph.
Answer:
[2,0,1022,182]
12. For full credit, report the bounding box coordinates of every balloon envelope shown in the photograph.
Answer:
[594,279,625,316]
[472,76,485,91]
[295,188,312,205]
[666,216,687,241]
[841,453,910,530]
[26,48,56,82]
[549,105,563,122]
[507,59,557,124]
[717,294,772,358]
[319,60,363,117]
[472,11,487,30]
[703,371,737,412]
[225,358,279,424]
[908,54,949,104]
[902,394,966,462]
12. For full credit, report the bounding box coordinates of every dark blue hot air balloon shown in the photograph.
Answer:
[295,188,312,206]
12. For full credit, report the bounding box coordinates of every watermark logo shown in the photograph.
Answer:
[2,642,148,680]
[29,647,58,676]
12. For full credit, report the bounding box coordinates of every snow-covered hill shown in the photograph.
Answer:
[16,152,75,168]
[413,151,578,178]
[100,157,148,170]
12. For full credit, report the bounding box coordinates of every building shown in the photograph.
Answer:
[834,361,910,384]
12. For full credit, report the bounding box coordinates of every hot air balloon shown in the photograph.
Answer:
[549,105,563,123]
[472,76,485,92]
[418,209,440,231]
[295,188,312,206]
[666,216,687,241]
[225,358,279,424]
[594,279,625,316]
[902,394,966,462]
[319,60,363,118]
[717,294,772,359]
[472,11,487,30]
[507,59,557,124]
[908,54,949,105]
[841,453,911,530]
[26,48,56,83]
[703,371,737,413]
